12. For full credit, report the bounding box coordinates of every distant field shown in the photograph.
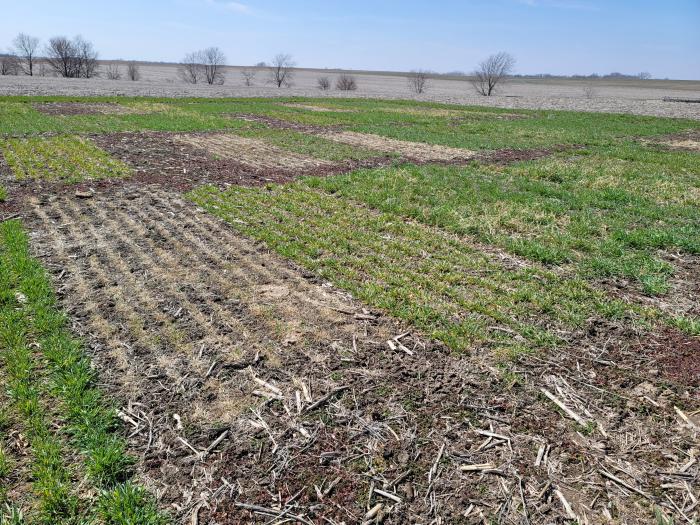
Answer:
[0,96,698,524]
[1,62,699,119]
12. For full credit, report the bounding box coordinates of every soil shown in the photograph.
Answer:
[23,185,700,524]
[2,68,699,120]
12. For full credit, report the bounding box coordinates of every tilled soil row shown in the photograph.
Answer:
[27,188,699,524]
[174,133,335,171]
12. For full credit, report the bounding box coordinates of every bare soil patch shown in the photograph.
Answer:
[32,102,140,116]
[642,130,700,152]
[175,133,335,171]
[320,130,475,162]
[24,187,699,524]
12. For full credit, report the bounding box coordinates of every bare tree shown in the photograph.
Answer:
[255,61,267,67]
[13,33,40,76]
[582,83,597,99]
[408,69,429,94]
[36,60,49,77]
[471,52,516,96]
[45,36,80,78]
[202,47,226,85]
[317,76,331,90]
[75,36,99,78]
[126,61,140,81]
[179,51,203,84]
[336,74,357,91]
[241,69,256,86]
[44,35,98,78]
[0,53,20,76]
[105,63,121,80]
[638,71,652,80]
[269,53,295,87]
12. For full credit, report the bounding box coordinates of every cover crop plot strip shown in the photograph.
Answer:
[0,220,166,524]
[189,183,639,355]
[308,146,700,322]
[175,133,334,171]
[1,136,131,182]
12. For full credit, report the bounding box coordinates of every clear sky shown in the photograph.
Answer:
[2,0,698,79]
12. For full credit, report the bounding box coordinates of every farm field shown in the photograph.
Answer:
[0,96,699,524]
[1,64,700,120]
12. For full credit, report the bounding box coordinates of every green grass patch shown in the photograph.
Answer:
[309,142,700,295]
[1,136,131,182]
[189,182,644,355]
[178,97,700,150]
[4,97,697,153]
[0,220,166,524]
[0,186,6,203]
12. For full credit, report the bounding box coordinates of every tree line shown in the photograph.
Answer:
[1,33,140,80]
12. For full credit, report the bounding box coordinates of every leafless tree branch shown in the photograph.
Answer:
[202,47,226,85]
[127,62,141,81]
[336,74,357,91]
[0,52,20,76]
[408,69,430,94]
[13,33,40,76]
[269,53,295,88]
[471,52,515,96]
[179,51,203,84]
[44,35,98,78]
[105,63,121,80]
[241,69,256,86]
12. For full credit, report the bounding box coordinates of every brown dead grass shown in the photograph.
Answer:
[320,130,475,162]
[175,133,334,170]
[279,103,357,113]
[32,102,142,116]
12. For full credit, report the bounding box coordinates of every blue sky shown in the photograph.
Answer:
[2,0,698,79]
